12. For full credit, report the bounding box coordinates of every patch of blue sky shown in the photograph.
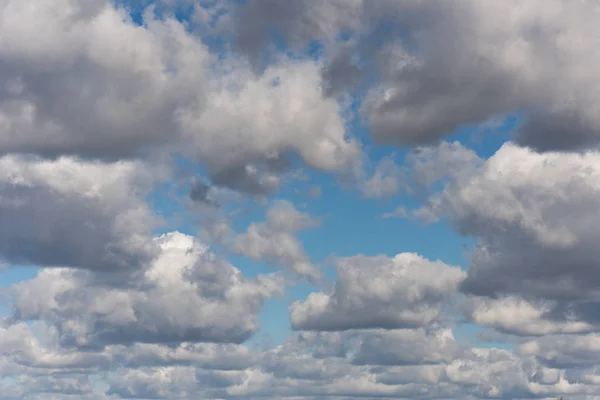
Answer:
[0,265,39,316]
[449,111,525,158]
[453,323,513,350]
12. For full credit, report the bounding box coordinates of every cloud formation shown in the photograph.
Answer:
[10,232,283,348]
[237,0,600,151]
[290,253,465,331]
[1,0,600,399]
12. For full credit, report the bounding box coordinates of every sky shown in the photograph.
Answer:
[0,0,600,399]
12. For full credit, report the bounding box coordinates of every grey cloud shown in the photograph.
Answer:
[235,0,363,67]
[0,0,202,160]
[290,253,466,331]
[468,296,597,337]
[10,232,283,348]
[180,60,361,188]
[189,180,215,205]
[405,140,600,334]
[110,342,259,371]
[106,366,198,399]
[518,334,600,369]
[353,328,463,366]
[0,0,361,196]
[406,141,482,190]
[0,155,159,271]
[210,155,291,197]
[234,0,600,152]
[321,46,363,98]
[0,321,596,399]
[228,200,321,281]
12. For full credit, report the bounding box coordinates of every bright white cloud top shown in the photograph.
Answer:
[0,0,599,399]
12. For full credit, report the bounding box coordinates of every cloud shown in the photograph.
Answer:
[0,0,361,196]
[518,333,600,369]
[235,0,600,152]
[360,155,403,199]
[0,154,160,271]
[0,319,597,399]
[10,232,283,348]
[405,140,600,334]
[468,296,597,336]
[0,0,206,160]
[3,1,600,399]
[231,200,321,281]
[235,0,363,65]
[352,328,463,366]
[290,253,466,331]
[381,205,408,219]
[182,60,361,193]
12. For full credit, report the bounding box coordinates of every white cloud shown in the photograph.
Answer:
[290,253,466,331]
[403,140,600,335]
[220,200,321,281]
[469,296,596,336]
[11,232,283,347]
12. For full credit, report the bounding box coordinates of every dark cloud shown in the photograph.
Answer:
[0,0,360,197]
[0,155,159,271]
[234,0,600,152]
[189,180,219,206]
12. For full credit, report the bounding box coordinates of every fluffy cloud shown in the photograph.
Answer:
[10,232,283,348]
[360,155,403,199]
[290,253,465,331]
[0,320,597,399]
[0,0,204,159]
[404,140,600,335]
[468,296,597,336]
[429,143,600,297]
[0,0,360,195]
[181,60,361,190]
[236,0,600,152]
[518,333,600,368]
[0,154,159,270]
[212,200,321,281]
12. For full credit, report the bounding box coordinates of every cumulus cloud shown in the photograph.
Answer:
[0,154,160,271]
[441,143,600,296]
[290,253,466,331]
[468,296,597,337]
[236,0,600,152]
[218,200,321,281]
[0,0,360,196]
[0,0,205,159]
[10,232,283,348]
[403,140,600,335]
[3,0,600,399]
[518,333,600,369]
[0,320,597,399]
